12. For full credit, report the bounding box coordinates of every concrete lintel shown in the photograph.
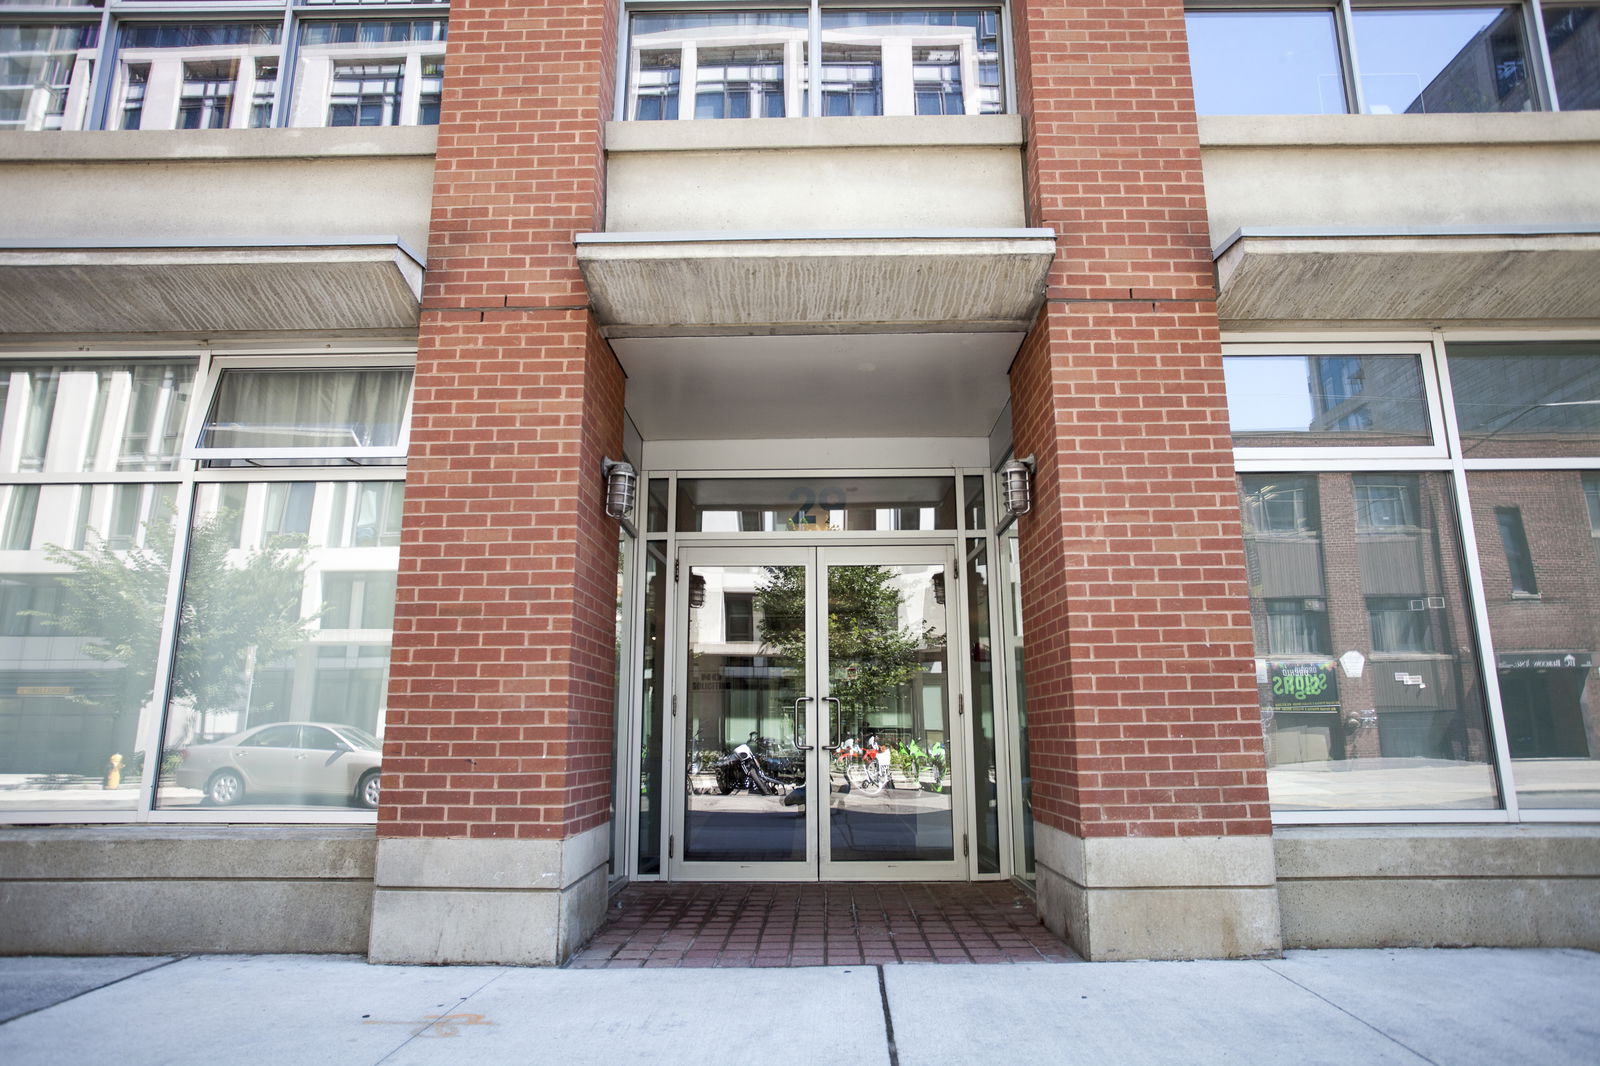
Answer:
[578,236,1053,332]
[1216,231,1600,324]
[367,824,611,966]
[0,244,423,334]
[0,126,439,164]
[1033,822,1283,961]
[1200,111,1600,149]
[606,114,1024,153]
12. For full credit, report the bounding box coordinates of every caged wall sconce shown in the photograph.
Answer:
[1001,455,1035,518]
[601,458,638,533]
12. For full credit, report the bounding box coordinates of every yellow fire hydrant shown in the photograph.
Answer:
[105,753,123,790]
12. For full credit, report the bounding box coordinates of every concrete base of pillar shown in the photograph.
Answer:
[1033,821,1282,961]
[367,823,610,966]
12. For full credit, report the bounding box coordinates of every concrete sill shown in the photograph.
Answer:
[0,126,439,163]
[606,113,1023,153]
[1200,111,1600,149]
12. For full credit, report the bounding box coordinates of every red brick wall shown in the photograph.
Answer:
[1010,0,1271,838]
[380,0,626,840]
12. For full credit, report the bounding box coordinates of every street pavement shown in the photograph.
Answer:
[1,947,1597,1065]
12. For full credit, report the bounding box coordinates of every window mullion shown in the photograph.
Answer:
[1338,0,1367,115]
[86,4,118,130]
[1526,0,1563,110]
[808,0,821,118]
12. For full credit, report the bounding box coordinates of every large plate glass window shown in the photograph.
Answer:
[293,18,447,127]
[111,22,284,131]
[192,366,412,465]
[154,477,402,811]
[0,359,197,814]
[0,21,99,131]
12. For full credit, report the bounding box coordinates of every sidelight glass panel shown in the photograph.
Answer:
[638,545,667,872]
[1239,472,1499,810]
[826,562,954,862]
[966,539,1000,872]
[683,563,808,862]
[1470,471,1600,808]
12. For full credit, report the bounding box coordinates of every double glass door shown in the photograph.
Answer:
[671,545,966,880]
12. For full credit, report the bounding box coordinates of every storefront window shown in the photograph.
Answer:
[1239,471,1498,810]
[1230,340,1600,818]
[155,478,401,810]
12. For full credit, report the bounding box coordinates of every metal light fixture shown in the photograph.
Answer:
[931,572,946,605]
[1001,455,1035,518]
[688,574,707,609]
[601,458,637,524]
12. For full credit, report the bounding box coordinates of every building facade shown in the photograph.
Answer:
[1,0,1598,963]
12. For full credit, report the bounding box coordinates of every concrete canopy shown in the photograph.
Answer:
[1215,228,1600,327]
[576,230,1055,337]
[0,241,424,334]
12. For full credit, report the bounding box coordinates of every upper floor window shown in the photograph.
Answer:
[0,0,448,132]
[1186,3,1599,114]
[623,5,1006,120]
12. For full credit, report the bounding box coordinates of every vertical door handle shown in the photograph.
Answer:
[820,696,842,750]
[792,696,814,750]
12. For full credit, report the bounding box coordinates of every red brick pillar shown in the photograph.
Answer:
[368,0,625,965]
[1010,0,1280,959]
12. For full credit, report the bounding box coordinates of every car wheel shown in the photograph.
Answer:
[207,770,244,806]
[356,770,380,810]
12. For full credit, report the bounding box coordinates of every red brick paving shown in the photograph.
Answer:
[567,882,1079,968]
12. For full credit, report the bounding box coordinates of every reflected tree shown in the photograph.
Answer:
[754,564,934,731]
[38,509,315,766]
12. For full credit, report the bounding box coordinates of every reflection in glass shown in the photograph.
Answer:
[1185,11,1346,115]
[826,563,953,863]
[0,22,99,131]
[1545,5,1600,109]
[638,546,666,873]
[1470,472,1600,808]
[0,362,195,473]
[1001,524,1031,876]
[0,484,176,811]
[1223,355,1430,447]
[1239,472,1498,810]
[966,539,1000,872]
[683,563,807,862]
[157,480,402,809]
[1450,342,1600,458]
[1353,7,1532,114]
[675,476,958,532]
[817,9,1002,116]
[113,22,282,131]
[627,10,807,120]
[292,19,446,127]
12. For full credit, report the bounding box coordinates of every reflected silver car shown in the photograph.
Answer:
[174,722,383,808]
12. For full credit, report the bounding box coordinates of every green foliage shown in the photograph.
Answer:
[753,563,936,732]
[36,508,316,747]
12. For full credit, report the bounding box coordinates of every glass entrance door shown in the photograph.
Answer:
[671,545,966,880]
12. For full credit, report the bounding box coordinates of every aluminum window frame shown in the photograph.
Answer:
[1227,329,1600,826]
[0,0,448,131]
[613,0,1017,122]
[0,343,414,826]
[1183,0,1576,113]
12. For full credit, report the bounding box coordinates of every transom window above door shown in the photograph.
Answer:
[622,5,1007,120]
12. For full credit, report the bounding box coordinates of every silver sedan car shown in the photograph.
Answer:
[173,722,383,808]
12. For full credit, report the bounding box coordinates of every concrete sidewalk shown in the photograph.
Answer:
[1,948,1596,1065]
